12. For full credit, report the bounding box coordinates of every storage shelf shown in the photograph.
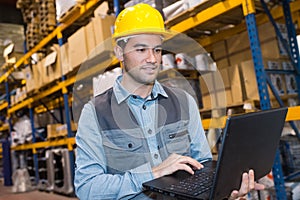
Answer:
[10,105,300,151]
[10,137,75,152]
[0,101,7,111]
[166,0,300,47]
[0,1,299,198]
[0,0,103,85]
[7,52,119,114]
[0,124,9,132]
[202,105,300,130]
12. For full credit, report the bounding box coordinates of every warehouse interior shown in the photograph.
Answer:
[0,0,300,199]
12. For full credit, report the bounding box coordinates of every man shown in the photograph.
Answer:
[74,3,264,199]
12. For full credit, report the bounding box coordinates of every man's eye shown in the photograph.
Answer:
[136,48,146,52]
[154,48,162,53]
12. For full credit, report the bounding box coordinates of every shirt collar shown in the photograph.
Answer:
[113,75,168,104]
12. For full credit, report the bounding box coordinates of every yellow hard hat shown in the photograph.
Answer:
[113,3,169,40]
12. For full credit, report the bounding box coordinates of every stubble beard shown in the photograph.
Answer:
[123,62,160,86]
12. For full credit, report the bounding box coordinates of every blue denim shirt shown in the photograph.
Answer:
[74,76,212,200]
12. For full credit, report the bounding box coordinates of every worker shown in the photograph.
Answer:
[74,3,265,199]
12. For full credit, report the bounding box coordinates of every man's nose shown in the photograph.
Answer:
[146,49,157,63]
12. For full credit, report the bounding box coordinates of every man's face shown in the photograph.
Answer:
[121,34,163,85]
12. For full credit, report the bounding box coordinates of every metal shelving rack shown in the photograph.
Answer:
[0,0,299,198]
[163,0,300,199]
[0,0,104,187]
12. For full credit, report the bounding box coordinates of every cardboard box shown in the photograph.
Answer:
[85,21,97,57]
[219,67,233,105]
[228,49,252,66]
[259,22,288,43]
[92,15,115,52]
[60,42,71,75]
[212,40,227,60]
[201,94,211,109]
[199,69,232,109]
[43,45,62,82]
[23,66,36,93]
[258,22,277,42]
[240,60,277,100]
[47,123,63,140]
[68,26,88,69]
[47,121,78,140]
[226,31,250,54]
[215,57,229,69]
[228,65,243,104]
[261,39,288,59]
[40,56,50,85]
[34,60,45,87]
[201,90,230,110]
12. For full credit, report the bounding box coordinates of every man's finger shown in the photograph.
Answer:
[248,169,255,190]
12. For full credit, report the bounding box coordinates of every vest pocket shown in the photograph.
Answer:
[102,129,147,173]
[161,121,191,155]
[102,129,143,151]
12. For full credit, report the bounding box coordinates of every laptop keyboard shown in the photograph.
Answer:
[166,167,216,196]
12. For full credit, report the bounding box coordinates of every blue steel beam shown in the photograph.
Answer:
[29,107,39,185]
[57,30,75,189]
[245,13,287,200]
[4,81,13,186]
[282,0,300,102]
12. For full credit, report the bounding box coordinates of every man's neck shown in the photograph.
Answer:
[121,80,154,99]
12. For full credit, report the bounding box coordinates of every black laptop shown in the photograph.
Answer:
[143,107,288,200]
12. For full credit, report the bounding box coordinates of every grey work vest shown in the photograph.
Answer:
[93,86,191,174]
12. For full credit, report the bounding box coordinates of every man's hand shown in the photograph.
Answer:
[152,153,203,178]
[229,169,265,200]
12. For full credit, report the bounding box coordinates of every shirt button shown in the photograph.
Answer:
[142,105,146,110]
[128,143,133,148]
[148,129,152,134]
[154,154,158,159]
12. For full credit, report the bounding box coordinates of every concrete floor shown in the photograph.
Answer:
[0,183,78,200]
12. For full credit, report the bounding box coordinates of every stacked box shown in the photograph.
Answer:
[23,66,36,93]
[199,68,232,110]
[60,43,71,75]
[43,44,62,83]
[92,15,115,53]
[67,15,114,69]
[47,124,63,140]
[68,26,88,69]
[211,22,289,68]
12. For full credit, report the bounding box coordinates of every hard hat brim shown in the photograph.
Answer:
[113,28,172,41]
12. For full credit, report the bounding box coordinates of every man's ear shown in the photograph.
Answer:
[114,45,124,62]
